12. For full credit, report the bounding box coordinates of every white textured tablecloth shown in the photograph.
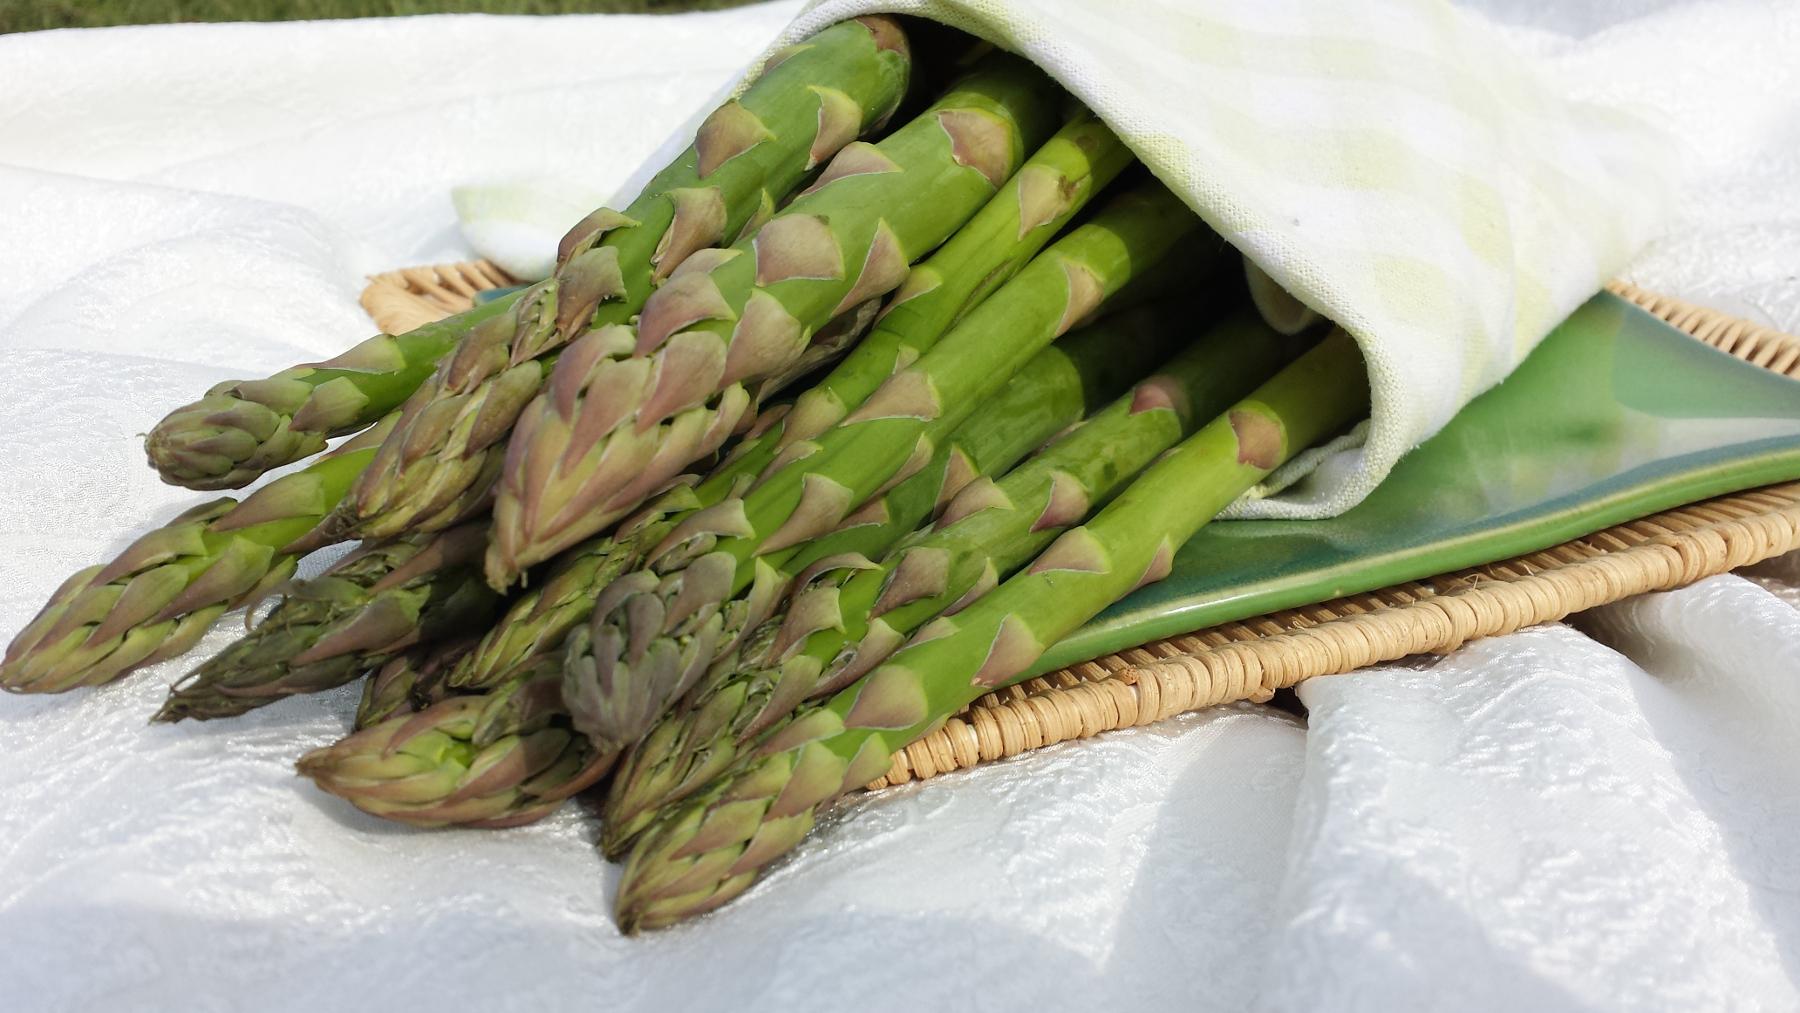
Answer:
[1,2,1797,1010]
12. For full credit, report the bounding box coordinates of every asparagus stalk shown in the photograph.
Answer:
[482,55,1070,586]
[296,315,1161,829]
[774,112,1132,450]
[450,112,1132,690]
[299,659,616,829]
[145,300,518,491]
[601,306,1292,850]
[561,179,1211,755]
[613,331,1370,931]
[152,524,501,722]
[356,638,474,729]
[286,18,915,547]
[144,18,909,493]
[1,419,399,694]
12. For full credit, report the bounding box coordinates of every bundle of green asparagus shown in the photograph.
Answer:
[601,306,1296,854]
[296,303,1191,828]
[614,332,1368,930]
[3,16,1373,935]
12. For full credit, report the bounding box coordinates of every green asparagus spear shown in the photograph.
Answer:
[296,312,1162,829]
[299,658,616,829]
[483,56,1070,586]
[152,524,500,722]
[145,300,518,491]
[2,419,397,694]
[293,18,917,547]
[614,330,1370,931]
[601,306,1293,851]
[775,113,1133,449]
[561,179,1213,754]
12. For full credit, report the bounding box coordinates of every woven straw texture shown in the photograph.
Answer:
[360,266,1800,789]
[359,260,518,336]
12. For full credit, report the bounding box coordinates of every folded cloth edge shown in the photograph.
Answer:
[769,0,1679,519]
[463,0,1679,520]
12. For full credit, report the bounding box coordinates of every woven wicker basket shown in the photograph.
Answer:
[362,265,1800,790]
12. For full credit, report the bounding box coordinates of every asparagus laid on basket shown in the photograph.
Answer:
[152,524,501,722]
[446,112,1132,695]
[143,17,912,493]
[560,179,1213,754]
[481,56,1070,585]
[600,307,1293,852]
[614,329,1371,932]
[1,419,397,694]
[297,312,1169,828]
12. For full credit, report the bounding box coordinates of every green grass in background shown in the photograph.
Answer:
[2,0,738,34]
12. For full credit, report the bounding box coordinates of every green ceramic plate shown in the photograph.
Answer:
[1033,292,1800,674]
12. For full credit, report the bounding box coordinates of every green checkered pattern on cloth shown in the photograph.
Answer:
[760,0,1674,518]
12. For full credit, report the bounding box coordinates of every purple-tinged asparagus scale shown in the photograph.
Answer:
[356,637,476,729]
[152,523,500,722]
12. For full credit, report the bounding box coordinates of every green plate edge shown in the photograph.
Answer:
[474,284,527,305]
[1031,291,1800,676]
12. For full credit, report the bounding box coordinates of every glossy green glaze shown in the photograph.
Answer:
[474,285,526,305]
[1033,292,1800,674]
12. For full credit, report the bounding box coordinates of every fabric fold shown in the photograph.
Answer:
[456,2,1680,520]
